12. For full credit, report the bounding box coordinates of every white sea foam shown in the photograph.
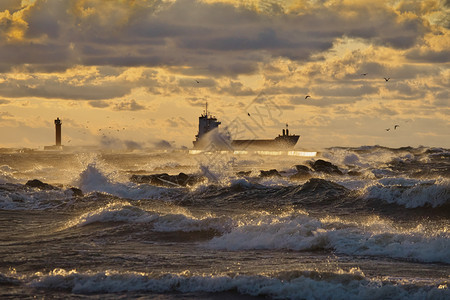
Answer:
[322,147,398,169]
[0,187,70,210]
[75,203,156,226]
[27,269,449,299]
[74,162,175,200]
[69,203,234,233]
[207,214,450,264]
[0,165,18,184]
[363,177,449,208]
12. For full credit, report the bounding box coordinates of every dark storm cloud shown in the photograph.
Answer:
[0,0,432,77]
[434,91,449,107]
[0,43,73,72]
[0,78,130,100]
[406,48,450,63]
[0,0,22,12]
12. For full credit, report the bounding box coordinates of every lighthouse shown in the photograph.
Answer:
[44,117,63,150]
[55,118,62,146]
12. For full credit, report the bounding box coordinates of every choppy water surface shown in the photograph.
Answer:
[0,146,449,299]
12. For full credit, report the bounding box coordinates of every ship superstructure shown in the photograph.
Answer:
[193,104,300,150]
[193,103,222,149]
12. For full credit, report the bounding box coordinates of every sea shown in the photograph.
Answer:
[0,146,448,299]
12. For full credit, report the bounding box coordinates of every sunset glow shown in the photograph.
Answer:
[0,0,448,149]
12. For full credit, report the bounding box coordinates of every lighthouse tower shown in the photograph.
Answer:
[55,118,62,146]
[44,117,63,150]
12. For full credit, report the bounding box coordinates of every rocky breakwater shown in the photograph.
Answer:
[130,173,206,187]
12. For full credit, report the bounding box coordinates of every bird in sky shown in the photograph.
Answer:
[195,80,200,84]
[361,73,367,76]
[305,95,311,99]
[394,125,400,130]
[384,77,390,81]
[385,128,391,131]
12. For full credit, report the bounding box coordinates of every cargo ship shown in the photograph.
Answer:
[193,104,300,150]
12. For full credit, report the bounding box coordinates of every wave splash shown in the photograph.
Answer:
[207,213,450,264]
[24,268,449,299]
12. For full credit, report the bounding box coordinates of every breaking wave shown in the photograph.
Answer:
[25,269,449,299]
[363,178,450,208]
[207,213,450,264]
[67,203,234,233]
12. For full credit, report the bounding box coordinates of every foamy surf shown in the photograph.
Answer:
[23,269,449,299]
[207,213,450,264]
[0,146,448,299]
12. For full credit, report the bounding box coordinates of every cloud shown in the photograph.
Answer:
[217,80,255,96]
[99,135,144,150]
[0,75,131,100]
[406,48,450,63]
[0,0,435,76]
[113,99,146,111]
[152,139,173,149]
[0,111,13,120]
[88,100,110,108]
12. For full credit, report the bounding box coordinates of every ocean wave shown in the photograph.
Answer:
[363,178,450,208]
[0,165,18,184]
[0,184,73,210]
[26,268,449,299]
[68,203,234,233]
[207,214,450,264]
[74,162,179,200]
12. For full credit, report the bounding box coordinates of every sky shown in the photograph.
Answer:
[0,0,449,150]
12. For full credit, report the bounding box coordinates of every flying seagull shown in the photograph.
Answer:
[385,128,391,131]
[394,125,400,130]
[361,73,367,76]
[195,80,200,84]
[384,77,390,82]
[305,95,311,99]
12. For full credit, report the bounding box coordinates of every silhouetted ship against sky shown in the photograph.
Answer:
[193,104,300,150]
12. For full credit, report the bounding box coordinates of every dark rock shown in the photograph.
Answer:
[290,172,311,180]
[290,165,312,180]
[259,169,281,178]
[130,173,205,187]
[236,171,252,177]
[25,179,56,190]
[295,165,311,173]
[309,159,343,175]
[68,187,84,197]
[347,170,362,176]
[301,178,348,193]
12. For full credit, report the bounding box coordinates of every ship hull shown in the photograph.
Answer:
[193,135,300,150]
[231,135,299,150]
